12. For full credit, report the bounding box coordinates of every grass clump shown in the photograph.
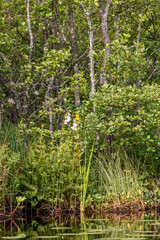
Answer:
[96,150,150,206]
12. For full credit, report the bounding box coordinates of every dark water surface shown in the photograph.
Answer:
[1,212,160,240]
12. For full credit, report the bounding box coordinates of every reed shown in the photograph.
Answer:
[81,142,94,213]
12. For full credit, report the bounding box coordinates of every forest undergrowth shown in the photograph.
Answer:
[0,114,160,214]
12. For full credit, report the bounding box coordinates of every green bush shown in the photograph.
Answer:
[83,84,160,170]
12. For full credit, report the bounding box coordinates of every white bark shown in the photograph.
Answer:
[22,0,33,118]
[68,4,81,106]
[136,16,142,51]
[0,104,3,130]
[114,3,120,72]
[82,5,95,98]
[136,6,144,88]
[26,0,33,62]
[98,0,112,86]
[45,71,58,137]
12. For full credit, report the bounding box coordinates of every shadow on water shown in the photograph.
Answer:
[1,211,160,239]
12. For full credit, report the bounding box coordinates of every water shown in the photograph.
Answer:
[1,212,160,240]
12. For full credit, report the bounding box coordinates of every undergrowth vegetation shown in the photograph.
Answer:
[0,105,159,211]
[0,85,160,210]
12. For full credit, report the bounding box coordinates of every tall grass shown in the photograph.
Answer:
[0,144,8,207]
[0,122,27,207]
[97,150,145,204]
[0,121,26,157]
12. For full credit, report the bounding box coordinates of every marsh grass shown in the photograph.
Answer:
[97,150,145,203]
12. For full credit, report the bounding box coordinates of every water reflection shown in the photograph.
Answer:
[1,212,160,239]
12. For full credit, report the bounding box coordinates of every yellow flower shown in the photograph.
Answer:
[75,113,80,123]
[75,113,80,120]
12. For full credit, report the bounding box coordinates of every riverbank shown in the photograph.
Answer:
[0,123,160,220]
[0,198,159,223]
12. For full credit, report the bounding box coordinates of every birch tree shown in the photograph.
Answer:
[26,0,33,63]
[23,0,34,119]
[98,0,112,86]
[68,3,81,106]
[82,4,96,98]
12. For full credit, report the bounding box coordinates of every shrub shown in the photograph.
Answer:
[83,84,160,170]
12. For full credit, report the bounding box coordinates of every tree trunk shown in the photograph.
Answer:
[82,5,99,143]
[23,89,29,118]
[45,71,58,137]
[114,3,120,72]
[82,5,95,98]
[136,6,144,89]
[26,0,33,62]
[42,24,47,56]
[22,0,33,120]
[68,3,81,106]
[0,104,3,130]
[98,0,112,86]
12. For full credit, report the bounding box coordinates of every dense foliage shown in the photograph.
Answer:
[0,0,160,209]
